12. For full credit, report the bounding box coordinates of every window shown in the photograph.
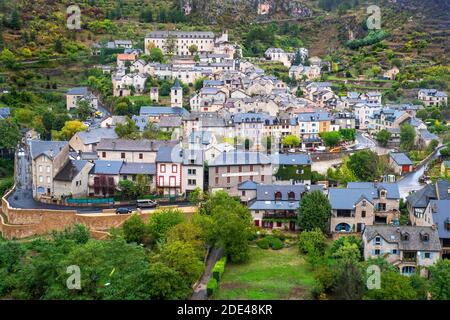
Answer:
[121,153,126,159]
[250,165,254,171]
[375,236,381,245]
[47,176,50,183]
[361,211,366,218]
[261,175,265,182]
[238,165,242,172]
[39,176,43,183]
[39,165,43,173]
[392,249,398,255]
[362,200,366,207]
[374,249,380,255]
[188,179,196,186]
[102,152,106,158]
[424,252,431,259]
[215,167,218,174]
[227,166,230,173]
[172,165,177,173]
[288,192,295,200]
[215,177,219,184]
[139,153,143,160]
[160,164,166,173]
[401,232,410,241]
[46,166,50,173]
[242,191,246,196]
[238,176,242,183]
[227,177,230,184]
[275,192,282,201]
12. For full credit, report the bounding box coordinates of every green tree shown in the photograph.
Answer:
[118,180,136,199]
[188,44,198,55]
[281,135,301,148]
[122,214,148,244]
[114,102,133,116]
[298,228,327,255]
[187,187,205,205]
[297,190,331,233]
[147,209,186,242]
[364,271,417,300]
[194,78,206,91]
[320,131,342,147]
[339,128,356,142]
[400,124,416,152]
[76,100,93,121]
[333,260,364,300]
[197,191,253,263]
[146,262,191,299]
[0,48,17,69]
[0,119,21,149]
[149,47,165,63]
[429,259,450,300]
[9,9,21,30]
[376,129,391,147]
[347,150,380,181]
[115,117,140,139]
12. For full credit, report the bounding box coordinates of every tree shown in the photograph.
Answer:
[333,260,364,300]
[364,271,417,300]
[320,131,341,147]
[297,190,331,233]
[114,102,133,116]
[429,259,450,300]
[118,180,136,199]
[140,8,153,23]
[165,35,176,56]
[281,135,300,148]
[122,214,148,244]
[426,139,439,155]
[347,150,380,181]
[147,209,186,242]
[76,100,93,121]
[0,48,17,69]
[194,78,206,91]
[146,262,191,299]
[197,191,253,263]
[166,222,203,252]
[298,228,327,255]
[115,117,140,139]
[188,44,198,55]
[52,120,87,141]
[400,124,416,152]
[160,241,204,284]
[134,174,150,197]
[9,9,21,30]
[339,128,356,142]
[0,119,21,149]
[376,129,391,147]
[54,38,64,53]
[187,187,205,205]
[149,47,165,63]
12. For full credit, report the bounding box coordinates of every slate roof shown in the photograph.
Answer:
[329,188,375,210]
[297,112,332,122]
[119,162,156,175]
[54,160,89,181]
[76,127,118,145]
[249,201,300,211]
[272,153,312,166]
[233,112,273,124]
[96,139,177,152]
[238,180,259,190]
[364,225,442,252]
[189,131,213,145]
[156,146,183,163]
[347,182,400,199]
[419,129,438,141]
[256,184,305,201]
[0,107,11,119]
[182,149,204,166]
[390,152,413,166]
[157,116,182,128]
[30,140,68,160]
[429,200,450,240]
[131,115,149,131]
[436,179,450,200]
[209,151,271,166]
[67,87,88,95]
[406,183,438,209]
[90,160,123,175]
[140,106,189,117]
[146,30,215,39]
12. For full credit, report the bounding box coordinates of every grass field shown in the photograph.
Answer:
[214,246,315,300]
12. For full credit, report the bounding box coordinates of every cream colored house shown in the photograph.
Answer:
[53,160,93,199]
[29,140,69,200]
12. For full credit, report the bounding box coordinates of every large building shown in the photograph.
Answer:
[144,31,228,56]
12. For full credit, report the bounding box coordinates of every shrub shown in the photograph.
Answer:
[256,237,270,249]
[272,229,286,241]
[212,257,227,282]
[269,237,284,250]
[298,228,327,255]
[207,278,218,296]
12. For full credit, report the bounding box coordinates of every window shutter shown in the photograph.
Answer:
[372,249,375,256]
[372,239,376,245]
[380,238,383,246]
[380,249,384,255]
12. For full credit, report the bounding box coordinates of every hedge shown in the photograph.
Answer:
[256,237,270,249]
[212,257,227,282]
[207,278,218,296]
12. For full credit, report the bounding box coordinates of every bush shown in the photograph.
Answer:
[256,237,270,249]
[207,278,218,296]
[269,237,284,250]
[212,257,227,282]
[298,228,327,255]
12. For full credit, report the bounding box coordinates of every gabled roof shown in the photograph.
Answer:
[272,153,312,166]
[67,87,88,96]
[140,106,189,117]
[91,160,123,175]
[390,152,413,166]
[76,128,118,145]
[209,151,271,166]
[54,160,89,181]
[406,183,437,208]
[119,162,156,175]
[30,140,68,160]
[364,225,441,252]
[182,149,204,166]
[256,184,305,201]
[97,138,177,152]
[329,188,375,210]
[429,200,450,239]
[238,180,259,190]
[156,146,183,163]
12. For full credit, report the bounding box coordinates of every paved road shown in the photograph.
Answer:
[397,147,443,199]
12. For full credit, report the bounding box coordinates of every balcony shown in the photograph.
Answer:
[263,212,297,220]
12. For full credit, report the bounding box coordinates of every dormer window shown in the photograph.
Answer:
[275,192,282,201]
[362,200,366,207]
[380,190,386,198]
[420,232,429,242]
[288,192,295,201]
[375,236,381,245]
[401,232,410,241]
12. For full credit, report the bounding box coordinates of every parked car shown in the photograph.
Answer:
[136,199,158,209]
[115,207,132,215]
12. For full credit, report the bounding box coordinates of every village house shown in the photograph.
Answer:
[182,149,205,194]
[155,146,183,197]
[368,108,411,133]
[383,66,400,80]
[145,30,227,56]
[294,112,332,149]
[53,160,94,199]
[264,48,294,68]
[332,112,356,129]
[407,179,450,225]
[328,182,401,234]
[150,87,159,102]
[88,160,123,197]
[389,152,414,175]
[112,73,148,97]
[66,87,98,111]
[116,53,137,69]
[423,200,450,259]
[416,128,439,149]
[208,151,272,195]
[69,127,118,153]
[30,140,70,200]
[272,153,312,185]
[418,89,448,107]
[119,162,156,194]
[362,225,441,277]
[96,139,177,163]
[140,106,189,122]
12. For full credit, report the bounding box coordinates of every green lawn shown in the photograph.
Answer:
[214,246,315,300]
